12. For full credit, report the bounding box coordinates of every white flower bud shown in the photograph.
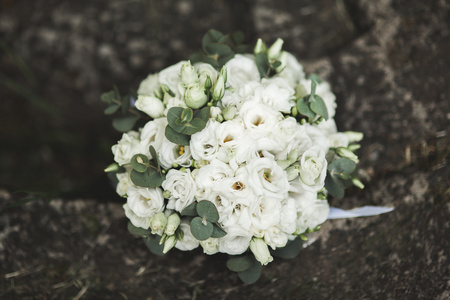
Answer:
[150,212,167,235]
[165,213,181,236]
[163,235,177,254]
[336,147,359,163]
[180,61,198,86]
[285,165,300,181]
[222,106,237,121]
[135,95,165,119]
[344,131,364,143]
[212,74,225,101]
[268,38,284,61]
[184,83,208,109]
[254,38,267,55]
[249,238,273,266]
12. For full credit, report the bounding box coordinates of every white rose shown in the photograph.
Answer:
[163,96,187,116]
[199,237,220,255]
[272,117,312,161]
[277,51,305,88]
[220,81,260,111]
[126,186,165,218]
[215,119,246,163]
[278,197,297,234]
[233,135,281,166]
[175,220,199,251]
[291,190,330,234]
[305,124,331,153]
[112,131,143,166]
[249,195,282,231]
[158,138,192,169]
[264,226,288,250]
[158,61,186,97]
[194,159,234,200]
[218,224,253,255]
[140,117,167,155]
[116,172,134,196]
[162,169,196,213]
[239,100,283,139]
[123,203,151,229]
[195,62,219,88]
[253,78,295,113]
[135,95,165,119]
[298,146,327,192]
[137,73,160,96]
[246,157,290,199]
[225,54,260,89]
[189,120,220,162]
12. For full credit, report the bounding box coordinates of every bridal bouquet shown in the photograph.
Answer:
[103,30,367,283]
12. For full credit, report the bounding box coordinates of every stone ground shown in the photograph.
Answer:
[0,0,449,299]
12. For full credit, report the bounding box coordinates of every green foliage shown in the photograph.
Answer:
[226,256,254,272]
[190,216,214,241]
[129,148,165,188]
[254,52,281,78]
[165,106,210,145]
[210,223,227,238]
[181,202,198,216]
[325,157,358,198]
[143,235,165,256]
[131,154,149,173]
[190,29,250,69]
[237,256,263,284]
[196,200,219,223]
[127,222,151,236]
[271,238,303,259]
[296,80,329,123]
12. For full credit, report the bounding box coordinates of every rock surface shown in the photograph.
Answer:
[1,0,449,299]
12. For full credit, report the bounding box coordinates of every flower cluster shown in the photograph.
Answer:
[104,30,363,283]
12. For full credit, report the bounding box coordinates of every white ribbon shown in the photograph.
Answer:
[327,206,394,219]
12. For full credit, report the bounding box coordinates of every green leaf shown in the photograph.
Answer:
[325,174,345,198]
[165,125,190,146]
[310,95,329,120]
[309,80,317,100]
[181,202,198,217]
[211,223,227,238]
[204,43,234,57]
[167,107,186,132]
[131,154,149,173]
[272,60,282,69]
[194,106,211,122]
[237,257,263,284]
[112,115,140,132]
[230,31,245,45]
[296,98,316,120]
[226,256,253,272]
[202,29,224,50]
[255,53,269,78]
[104,104,120,115]
[143,235,165,256]
[180,108,193,124]
[328,158,356,174]
[180,118,207,135]
[127,222,151,236]
[196,200,219,223]
[130,169,165,188]
[190,217,214,241]
[149,145,160,168]
[307,73,322,83]
[101,90,119,104]
[271,238,303,259]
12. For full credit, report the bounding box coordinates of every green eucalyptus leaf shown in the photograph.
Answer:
[112,115,140,133]
[149,145,160,169]
[309,80,317,99]
[307,73,323,83]
[217,54,236,67]
[271,238,303,259]
[272,60,282,69]
[131,154,149,173]
[101,90,119,104]
[204,43,234,57]
[121,95,131,114]
[196,200,219,223]
[310,95,329,120]
[180,118,206,135]
[180,108,194,124]
[211,223,227,238]
[202,29,224,50]
[325,174,345,198]
[104,104,120,115]
[194,106,211,122]
[167,107,186,132]
[328,158,356,174]
[226,256,253,272]
[238,257,263,284]
[127,222,151,236]
[255,53,269,78]
[181,202,198,217]
[143,235,165,256]
[130,169,165,188]
[165,125,190,146]
[190,217,214,241]
[230,31,245,45]
[296,98,316,120]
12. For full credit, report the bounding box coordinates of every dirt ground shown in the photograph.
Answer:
[1,0,449,299]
